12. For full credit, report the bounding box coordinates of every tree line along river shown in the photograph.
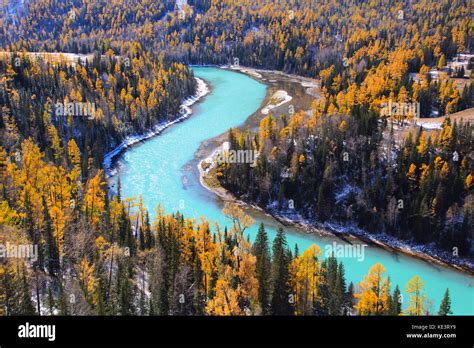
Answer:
[110,67,474,315]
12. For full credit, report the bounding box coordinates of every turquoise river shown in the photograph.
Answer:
[111,67,473,315]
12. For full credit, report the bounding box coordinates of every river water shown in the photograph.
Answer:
[110,67,473,315]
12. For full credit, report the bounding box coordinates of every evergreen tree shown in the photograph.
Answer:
[139,226,146,251]
[438,288,452,316]
[329,262,346,315]
[19,266,36,315]
[144,212,154,249]
[345,282,355,315]
[252,223,271,314]
[117,259,135,315]
[390,285,402,315]
[192,253,206,315]
[47,285,55,315]
[317,178,334,222]
[43,198,60,276]
[1,263,17,315]
[96,276,108,315]
[57,280,69,315]
[270,228,293,315]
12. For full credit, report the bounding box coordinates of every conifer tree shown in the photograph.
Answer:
[19,266,36,315]
[57,280,69,315]
[47,285,55,315]
[438,288,452,316]
[345,282,355,315]
[43,197,60,276]
[144,212,154,249]
[329,262,346,315]
[117,258,135,315]
[390,285,402,315]
[252,223,271,314]
[270,228,293,315]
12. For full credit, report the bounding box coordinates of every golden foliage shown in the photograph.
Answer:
[355,263,390,315]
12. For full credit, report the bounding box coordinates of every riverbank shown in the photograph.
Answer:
[198,146,474,275]
[193,65,320,163]
[103,77,209,177]
[196,67,474,275]
[228,64,322,100]
[108,66,473,314]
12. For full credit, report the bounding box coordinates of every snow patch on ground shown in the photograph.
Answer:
[136,266,151,299]
[300,80,318,88]
[261,90,292,115]
[200,141,230,176]
[415,120,442,129]
[0,51,95,66]
[103,77,209,177]
[335,184,358,203]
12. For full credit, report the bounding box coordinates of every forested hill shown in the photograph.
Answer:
[1,0,471,79]
[0,51,196,172]
[2,0,472,119]
[0,0,472,72]
[217,111,473,259]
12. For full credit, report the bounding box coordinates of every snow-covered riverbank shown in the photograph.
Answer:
[269,208,474,273]
[199,144,474,274]
[103,77,209,177]
[261,90,293,115]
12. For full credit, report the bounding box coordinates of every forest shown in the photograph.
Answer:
[0,0,471,316]
[2,0,472,117]
[218,109,473,257]
[0,138,452,315]
[0,50,196,171]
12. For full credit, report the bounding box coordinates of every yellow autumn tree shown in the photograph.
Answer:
[67,139,81,169]
[259,115,277,151]
[47,124,63,163]
[439,120,452,150]
[206,266,241,315]
[355,263,390,315]
[417,132,428,157]
[290,244,321,315]
[404,275,426,315]
[222,202,254,245]
[236,251,260,314]
[407,163,417,190]
[465,174,472,190]
[84,170,106,226]
[12,139,48,230]
[79,256,98,305]
[222,202,259,313]
[420,164,429,187]
[0,200,19,226]
[195,219,220,296]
